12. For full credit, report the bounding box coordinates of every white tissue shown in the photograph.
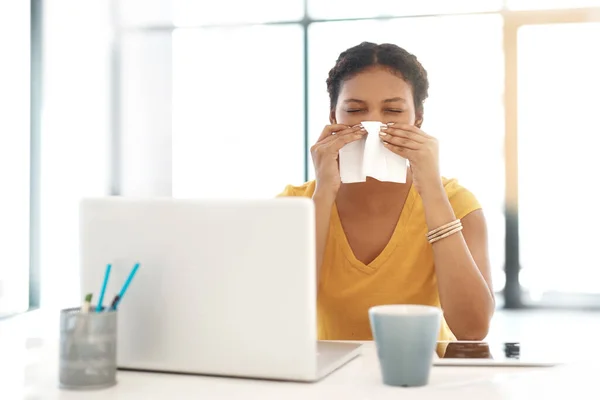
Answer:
[338,135,365,183]
[338,120,407,183]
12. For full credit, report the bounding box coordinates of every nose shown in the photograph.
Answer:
[365,111,386,122]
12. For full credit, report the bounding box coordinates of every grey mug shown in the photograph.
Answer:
[369,304,441,387]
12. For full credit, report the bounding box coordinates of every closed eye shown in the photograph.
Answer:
[386,109,404,113]
[345,109,366,113]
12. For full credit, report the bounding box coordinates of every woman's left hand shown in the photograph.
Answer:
[379,123,443,197]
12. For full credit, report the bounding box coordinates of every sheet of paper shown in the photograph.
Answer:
[338,120,407,183]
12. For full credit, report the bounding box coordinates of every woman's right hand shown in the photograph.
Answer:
[310,124,366,198]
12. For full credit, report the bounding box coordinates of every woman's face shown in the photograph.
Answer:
[330,66,422,128]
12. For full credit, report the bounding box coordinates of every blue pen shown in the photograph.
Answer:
[113,262,140,310]
[96,264,112,312]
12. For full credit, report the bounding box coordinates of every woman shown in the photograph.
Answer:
[279,42,494,341]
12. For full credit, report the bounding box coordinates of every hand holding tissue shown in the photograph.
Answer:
[339,121,407,184]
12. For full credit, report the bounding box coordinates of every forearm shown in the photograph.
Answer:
[421,186,495,340]
[312,190,335,286]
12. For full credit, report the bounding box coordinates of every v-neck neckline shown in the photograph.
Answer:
[331,184,417,274]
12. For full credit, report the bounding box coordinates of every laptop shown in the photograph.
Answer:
[79,197,362,382]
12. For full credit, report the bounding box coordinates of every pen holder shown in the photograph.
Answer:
[59,307,117,390]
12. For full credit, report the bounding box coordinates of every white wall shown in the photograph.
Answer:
[117,0,306,199]
[39,0,173,310]
[40,0,111,310]
[120,31,172,197]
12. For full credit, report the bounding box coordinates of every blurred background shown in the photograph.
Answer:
[1,0,600,322]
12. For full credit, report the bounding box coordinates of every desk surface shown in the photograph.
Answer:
[1,312,597,400]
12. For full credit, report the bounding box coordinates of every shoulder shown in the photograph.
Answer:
[277,180,317,198]
[441,177,482,219]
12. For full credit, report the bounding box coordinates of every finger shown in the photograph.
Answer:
[325,131,365,153]
[388,123,430,138]
[319,124,365,145]
[383,142,413,159]
[381,125,426,143]
[316,124,353,142]
[379,133,421,150]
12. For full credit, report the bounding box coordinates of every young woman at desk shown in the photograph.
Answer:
[279,42,494,342]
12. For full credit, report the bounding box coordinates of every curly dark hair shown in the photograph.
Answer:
[326,42,429,115]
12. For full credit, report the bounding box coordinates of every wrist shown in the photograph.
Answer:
[312,187,337,205]
[419,183,456,225]
[418,180,446,203]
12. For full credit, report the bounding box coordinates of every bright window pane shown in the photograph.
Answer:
[507,0,600,10]
[41,0,111,310]
[309,15,506,290]
[0,0,30,315]
[121,32,173,197]
[117,0,173,27]
[308,0,502,19]
[172,25,305,198]
[173,0,304,25]
[518,23,600,297]
[118,0,304,27]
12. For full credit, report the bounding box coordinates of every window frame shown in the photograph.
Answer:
[502,7,600,308]
[27,0,42,314]
[3,0,43,319]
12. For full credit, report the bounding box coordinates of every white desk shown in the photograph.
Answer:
[1,312,596,400]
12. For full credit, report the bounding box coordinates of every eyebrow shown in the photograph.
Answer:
[383,97,406,103]
[343,97,406,104]
[343,99,366,104]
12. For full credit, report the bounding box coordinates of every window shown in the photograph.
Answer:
[307,0,503,19]
[117,0,304,27]
[172,25,305,198]
[308,15,506,289]
[517,22,600,298]
[173,0,304,25]
[117,0,174,27]
[40,0,111,310]
[120,31,173,197]
[116,0,600,307]
[0,0,30,315]
[507,0,600,10]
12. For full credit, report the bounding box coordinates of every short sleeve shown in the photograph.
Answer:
[276,180,316,198]
[443,178,482,219]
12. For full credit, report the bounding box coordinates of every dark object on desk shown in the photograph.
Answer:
[439,342,493,359]
[504,342,520,359]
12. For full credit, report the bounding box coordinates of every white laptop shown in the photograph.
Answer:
[79,197,361,382]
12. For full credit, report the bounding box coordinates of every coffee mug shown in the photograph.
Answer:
[369,304,442,387]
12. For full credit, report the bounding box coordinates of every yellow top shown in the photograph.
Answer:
[278,178,481,341]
